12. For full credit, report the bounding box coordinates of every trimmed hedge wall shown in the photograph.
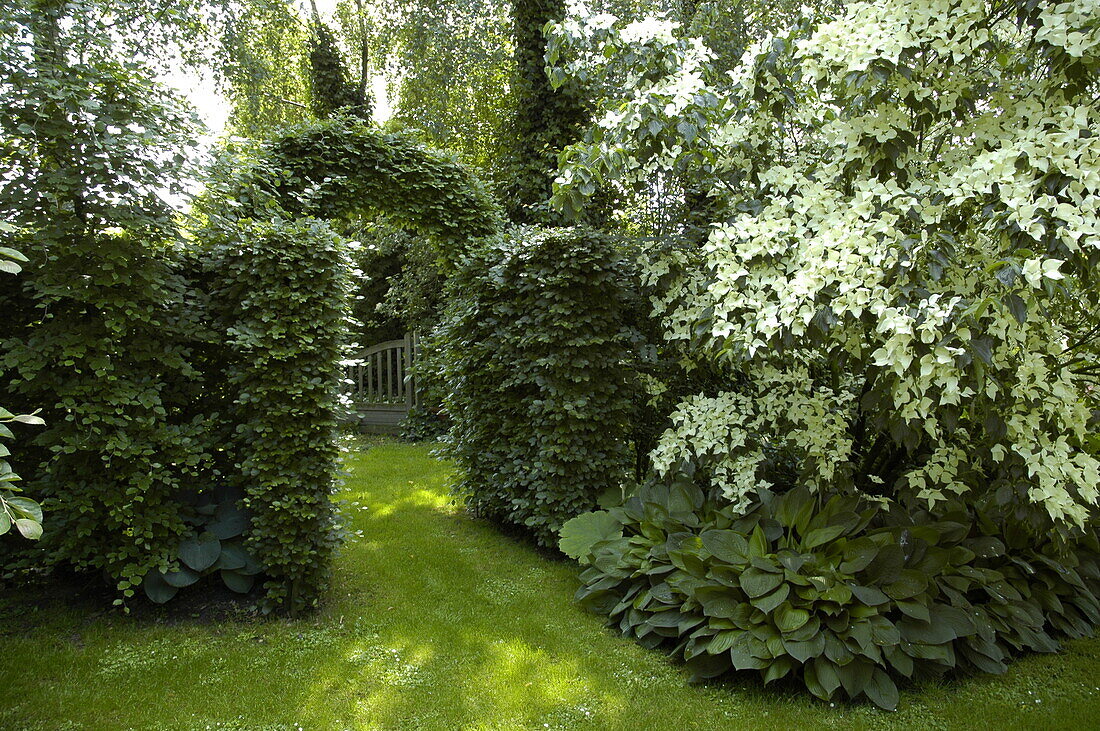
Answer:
[439,226,637,546]
[202,217,352,614]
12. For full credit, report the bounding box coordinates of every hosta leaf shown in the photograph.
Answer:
[749,524,768,557]
[740,568,783,598]
[884,569,928,600]
[700,529,749,565]
[221,569,255,594]
[178,532,221,572]
[837,658,873,698]
[215,541,250,571]
[729,636,769,670]
[783,633,825,663]
[707,629,741,654]
[803,524,847,549]
[686,650,731,680]
[208,501,249,540]
[775,603,810,633]
[763,656,794,685]
[864,668,899,711]
[809,659,839,700]
[143,570,178,604]
[162,566,200,588]
[840,538,879,573]
[884,645,914,677]
[849,583,889,606]
[821,584,853,604]
[898,616,956,644]
[559,511,622,563]
[864,543,905,584]
[751,584,790,614]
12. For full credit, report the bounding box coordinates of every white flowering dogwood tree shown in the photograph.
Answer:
[548,0,1100,536]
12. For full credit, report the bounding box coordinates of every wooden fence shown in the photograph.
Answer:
[341,333,418,433]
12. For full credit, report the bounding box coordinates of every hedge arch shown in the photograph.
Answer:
[180,116,506,614]
[255,115,506,246]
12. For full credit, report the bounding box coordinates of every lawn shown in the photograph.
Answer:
[2,441,1099,730]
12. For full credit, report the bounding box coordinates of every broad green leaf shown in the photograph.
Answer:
[864,668,899,710]
[700,529,749,564]
[559,511,622,563]
[802,524,847,549]
[740,567,783,598]
[221,569,256,594]
[208,501,249,540]
[14,518,41,540]
[162,566,200,588]
[6,496,42,523]
[774,603,810,633]
[751,583,790,614]
[178,532,221,572]
[143,570,178,604]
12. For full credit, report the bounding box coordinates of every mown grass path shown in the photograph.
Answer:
[2,443,1100,729]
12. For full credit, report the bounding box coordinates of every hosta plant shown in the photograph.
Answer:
[142,488,262,603]
[560,474,1100,710]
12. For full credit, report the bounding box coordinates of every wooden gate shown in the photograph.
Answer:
[341,334,418,433]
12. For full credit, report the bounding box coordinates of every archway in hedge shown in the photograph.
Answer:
[257,116,505,248]
[188,118,507,612]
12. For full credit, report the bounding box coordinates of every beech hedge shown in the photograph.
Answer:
[439,226,638,546]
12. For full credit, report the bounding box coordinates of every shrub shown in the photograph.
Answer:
[439,226,638,546]
[550,0,1100,537]
[199,217,352,614]
[561,476,1100,710]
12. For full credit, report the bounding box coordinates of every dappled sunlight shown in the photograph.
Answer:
[6,444,1100,729]
[365,486,451,519]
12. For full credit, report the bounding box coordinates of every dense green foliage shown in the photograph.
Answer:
[561,475,1100,710]
[0,0,214,595]
[438,227,638,546]
[500,0,590,224]
[0,229,44,543]
[546,1,1100,708]
[198,217,352,614]
[257,116,503,247]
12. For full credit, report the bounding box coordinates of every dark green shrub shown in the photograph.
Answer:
[438,226,638,546]
[561,476,1100,710]
[200,217,352,614]
[0,224,211,599]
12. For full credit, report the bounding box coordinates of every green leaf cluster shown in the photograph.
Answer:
[194,217,353,614]
[142,489,262,603]
[438,226,639,546]
[563,478,1100,710]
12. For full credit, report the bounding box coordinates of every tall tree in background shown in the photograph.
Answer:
[308,0,369,119]
[219,0,313,137]
[501,0,589,224]
[352,0,513,173]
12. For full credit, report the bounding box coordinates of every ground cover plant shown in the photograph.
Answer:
[2,442,1100,729]
[561,475,1100,711]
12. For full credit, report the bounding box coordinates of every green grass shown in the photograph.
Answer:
[2,442,1100,730]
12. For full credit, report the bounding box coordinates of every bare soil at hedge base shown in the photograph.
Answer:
[0,568,265,637]
[1,442,1100,730]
